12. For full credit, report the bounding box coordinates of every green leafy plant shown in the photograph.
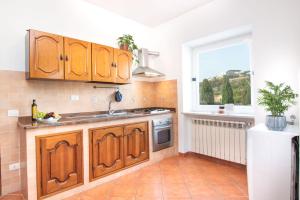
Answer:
[117,34,138,52]
[117,34,138,64]
[257,81,298,116]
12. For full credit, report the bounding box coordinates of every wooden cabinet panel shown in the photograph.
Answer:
[64,38,91,81]
[29,30,64,79]
[36,131,83,198]
[124,122,149,167]
[92,44,115,82]
[114,49,132,84]
[90,126,124,180]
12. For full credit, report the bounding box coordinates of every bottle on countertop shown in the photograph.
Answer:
[32,99,38,122]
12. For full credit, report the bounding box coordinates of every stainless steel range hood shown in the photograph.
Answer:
[132,48,165,77]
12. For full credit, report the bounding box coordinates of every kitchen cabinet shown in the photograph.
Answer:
[89,122,149,181]
[28,30,64,79]
[27,29,133,84]
[124,122,149,167]
[92,44,115,82]
[64,38,91,81]
[92,45,132,83]
[114,49,132,84]
[36,131,83,198]
[89,126,124,180]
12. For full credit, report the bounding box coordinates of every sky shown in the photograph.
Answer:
[198,43,250,81]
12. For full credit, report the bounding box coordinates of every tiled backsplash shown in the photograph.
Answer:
[0,70,177,195]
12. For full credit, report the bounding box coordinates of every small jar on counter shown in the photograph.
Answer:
[218,105,225,114]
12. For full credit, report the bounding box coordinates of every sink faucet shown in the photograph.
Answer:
[108,100,114,115]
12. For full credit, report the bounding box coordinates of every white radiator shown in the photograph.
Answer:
[191,118,252,164]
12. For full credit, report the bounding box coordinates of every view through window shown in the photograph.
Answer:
[198,42,251,106]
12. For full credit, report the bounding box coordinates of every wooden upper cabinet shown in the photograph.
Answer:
[90,126,124,180]
[28,30,64,79]
[64,38,91,81]
[27,29,133,83]
[92,44,115,82]
[124,122,149,167]
[114,49,132,84]
[36,131,83,198]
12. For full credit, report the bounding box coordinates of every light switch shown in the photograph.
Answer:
[7,109,19,117]
[9,162,20,171]
[70,95,80,101]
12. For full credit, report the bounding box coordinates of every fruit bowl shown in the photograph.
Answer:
[37,116,61,123]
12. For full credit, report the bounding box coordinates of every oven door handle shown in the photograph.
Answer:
[153,125,172,130]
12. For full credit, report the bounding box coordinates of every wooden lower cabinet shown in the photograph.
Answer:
[36,131,83,199]
[89,126,124,180]
[124,122,149,167]
[89,122,149,181]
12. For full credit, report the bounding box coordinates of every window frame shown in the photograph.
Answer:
[191,34,254,114]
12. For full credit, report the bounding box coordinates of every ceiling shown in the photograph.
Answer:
[85,0,213,27]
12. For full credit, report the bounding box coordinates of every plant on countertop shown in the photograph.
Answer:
[258,81,298,131]
[257,81,298,116]
[117,34,139,64]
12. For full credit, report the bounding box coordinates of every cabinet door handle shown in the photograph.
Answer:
[60,55,64,61]
[65,55,69,61]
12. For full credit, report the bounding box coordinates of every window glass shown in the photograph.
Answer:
[198,43,251,105]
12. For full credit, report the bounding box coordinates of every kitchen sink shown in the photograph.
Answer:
[64,112,129,119]
[110,111,128,116]
[65,114,109,119]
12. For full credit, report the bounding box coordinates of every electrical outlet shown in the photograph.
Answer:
[7,109,19,117]
[91,96,98,104]
[70,95,79,101]
[9,162,20,171]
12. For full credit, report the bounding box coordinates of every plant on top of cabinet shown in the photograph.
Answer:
[117,34,138,64]
[258,81,298,131]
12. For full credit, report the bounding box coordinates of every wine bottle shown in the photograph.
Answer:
[32,99,38,122]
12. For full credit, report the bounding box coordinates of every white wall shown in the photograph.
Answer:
[0,0,155,71]
[152,0,300,152]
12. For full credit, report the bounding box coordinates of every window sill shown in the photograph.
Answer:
[182,111,255,121]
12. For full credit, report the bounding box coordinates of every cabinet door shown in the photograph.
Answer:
[29,30,64,79]
[90,126,124,180]
[114,49,132,84]
[124,122,149,167]
[92,44,115,82]
[64,38,91,81]
[36,131,83,198]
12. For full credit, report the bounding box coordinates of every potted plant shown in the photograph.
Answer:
[257,81,298,131]
[117,34,138,63]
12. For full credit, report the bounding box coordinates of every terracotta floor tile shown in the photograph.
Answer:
[213,183,245,198]
[108,196,135,200]
[82,182,113,198]
[186,182,216,196]
[42,155,248,200]
[110,183,137,196]
[163,183,191,199]
[137,170,162,183]
[136,183,163,198]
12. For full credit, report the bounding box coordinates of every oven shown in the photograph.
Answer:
[152,117,173,152]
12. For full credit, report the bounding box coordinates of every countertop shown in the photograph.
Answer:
[18,107,176,129]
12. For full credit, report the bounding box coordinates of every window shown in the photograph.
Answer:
[191,36,252,112]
